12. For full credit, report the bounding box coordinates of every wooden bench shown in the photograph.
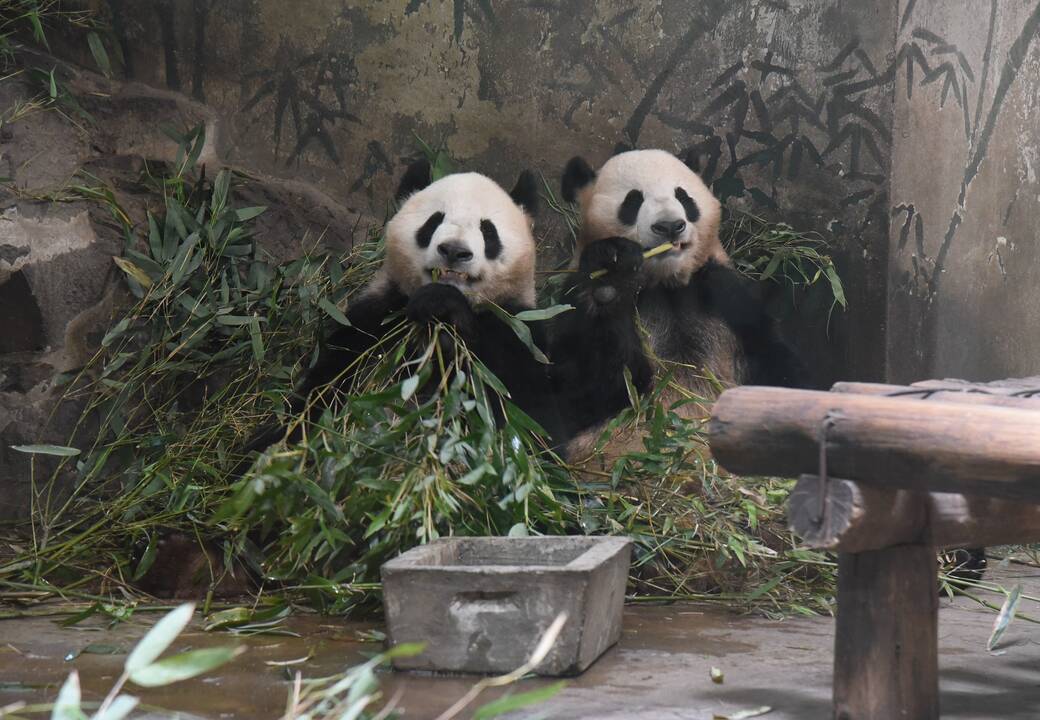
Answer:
[708,377,1040,720]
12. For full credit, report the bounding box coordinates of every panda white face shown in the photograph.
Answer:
[566,149,725,286]
[383,172,537,306]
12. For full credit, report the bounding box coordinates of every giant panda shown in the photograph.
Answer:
[560,151,989,585]
[558,149,805,463]
[562,149,805,399]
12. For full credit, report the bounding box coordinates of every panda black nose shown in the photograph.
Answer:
[651,219,687,238]
[437,241,473,264]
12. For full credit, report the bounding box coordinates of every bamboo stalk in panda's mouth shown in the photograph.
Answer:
[589,243,674,280]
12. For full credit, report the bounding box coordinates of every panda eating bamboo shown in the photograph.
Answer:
[561,148,807,399]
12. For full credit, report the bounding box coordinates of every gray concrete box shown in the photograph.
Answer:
[381,536,632,676]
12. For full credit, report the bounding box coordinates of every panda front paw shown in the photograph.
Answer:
[578,237,643,305]
[405,283,478,337]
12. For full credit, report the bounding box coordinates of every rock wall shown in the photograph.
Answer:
[77,0,898,387]
[0,62,365,520]
[887,0,1040,382]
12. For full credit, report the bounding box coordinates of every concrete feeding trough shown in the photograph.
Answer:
[381,535,632,676]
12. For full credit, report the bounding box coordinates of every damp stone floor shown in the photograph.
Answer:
[2,565,1040,719]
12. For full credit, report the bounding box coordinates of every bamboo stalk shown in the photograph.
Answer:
[589,242,674,279]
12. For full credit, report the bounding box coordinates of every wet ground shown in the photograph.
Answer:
[2,564,1040,719]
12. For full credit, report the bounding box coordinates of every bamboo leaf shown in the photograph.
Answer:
[124,603,195,673]
[513,304,573,322]
[51,671,84,720]
[249,314,265,363]
[113,257,153,289]
[211,170,231,216]
[759,251,783,281]
[29,11,47,49]
[132,536,158,581]
[87,32,112,77]
[186,130,206,171]
[319,297,351,326]
[11,444,80,457]
[483,303,550,364]
[169,232,200,287]
[507,522,528,537]
[129,646,243,687]
[473,681,567,719]
[101,317,131,347]
[92,694,138,720]
[147,212,164,261]
[400,375,420,401]
[824,263,847,308]
[234,206,267,221]
[215,315,254,326]
[988,584,1021,652]
[383,642,426,659]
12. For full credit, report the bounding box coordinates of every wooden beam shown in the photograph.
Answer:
[833,545,939,720]
[708,387,1040,501]
[789,475,1040,552]
[914,377,1040,394]
[832,381,1040,409]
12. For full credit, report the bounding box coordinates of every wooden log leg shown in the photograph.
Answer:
[833,544,939,720]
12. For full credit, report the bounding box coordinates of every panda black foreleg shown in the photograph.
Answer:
[407,283,564,442]
[405,282,479,338]
[551,237,653,437]
[303,285,409,397]
[694,260,808,388]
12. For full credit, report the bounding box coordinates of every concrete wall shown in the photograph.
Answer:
[83,0,900,387]
[887,0,1040,383]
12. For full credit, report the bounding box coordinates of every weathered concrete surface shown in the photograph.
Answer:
[2,564,1040,719]
[382,536,630,675]
[887,1,1040,382]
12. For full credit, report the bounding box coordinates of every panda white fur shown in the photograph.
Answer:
[246,158,647,456]
[562,149,805,398]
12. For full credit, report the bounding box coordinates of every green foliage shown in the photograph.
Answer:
[46,603,239,720]
[0,0,117,73]
[2,128,835,619]
[413,131,454,182]
[0,1,122,137]
[39,604,560,720]
[216,321,576,608]
[724,210,847,313]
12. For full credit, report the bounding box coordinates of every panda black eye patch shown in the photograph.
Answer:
[415,211,445,248]
[617,190,644,226]
[480,219,502,259]
[675,187,700,223]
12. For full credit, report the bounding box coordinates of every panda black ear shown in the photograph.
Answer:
[561,156,596,204]
[678,148,701,174]
[509,170,539,216]
[395,158,433,202]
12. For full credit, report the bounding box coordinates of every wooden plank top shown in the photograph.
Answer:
[832,378,1040,409]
